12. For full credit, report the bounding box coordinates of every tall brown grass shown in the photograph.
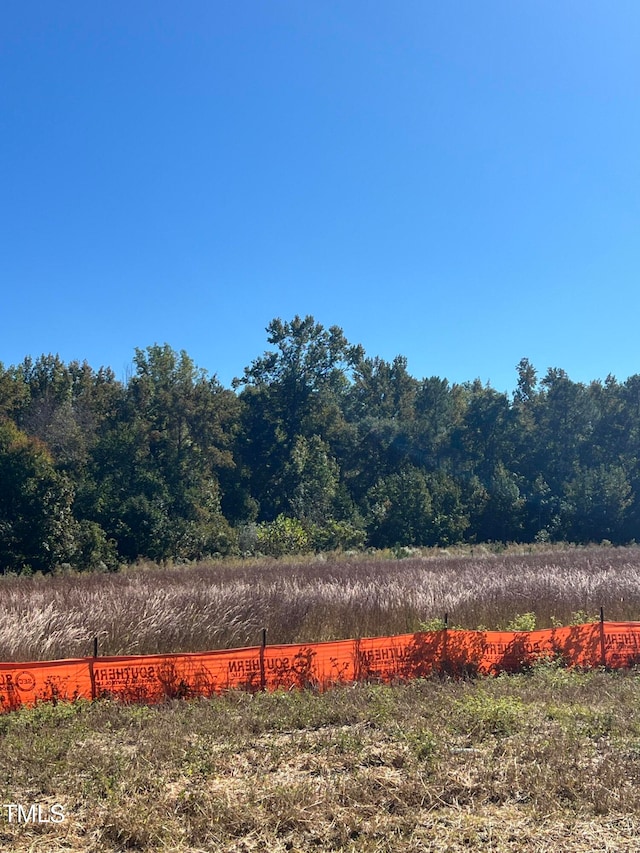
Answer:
[1,544,639,662]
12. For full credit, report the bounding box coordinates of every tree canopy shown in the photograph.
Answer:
[1,317,640,571]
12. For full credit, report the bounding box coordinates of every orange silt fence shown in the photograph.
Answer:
[0,658,92,712]
[600,621,640,668]
[3,621,640,712]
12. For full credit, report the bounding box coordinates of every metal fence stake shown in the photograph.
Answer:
[442,613,449,675]
[600,607,607,668]
[259,628,267,692]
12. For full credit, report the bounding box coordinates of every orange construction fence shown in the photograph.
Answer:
[1,621,640,712]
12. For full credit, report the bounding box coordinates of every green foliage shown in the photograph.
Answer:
[349,354,418,422]
[406,727,438,763]
[0,419,77,572]
[418,617,447,632]
[305,518,366,552]
[286,435,339,524]
[256,514,310,557]
[73,520,118,571]
[3,323,640,566]
[234,315,363,397]
[569,610,600,626]
[233,316,361,523]
[86,345,238,562]
[546,703,614,739]
[505,612,537,632]
[455,692,526,739]
[563,464,632,543]
[426,471,469,545]
[367,466,433,548]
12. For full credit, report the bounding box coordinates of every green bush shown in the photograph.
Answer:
[455,692,526,738]
[256,515,310,557]
[306,519,366,552]
[569,610,599,625]
[72,520,118,571]
[505,612,537,632]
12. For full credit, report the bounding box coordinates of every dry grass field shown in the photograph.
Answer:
[2,667,640,851]
[1,544,639,662]
[2,545,640,851]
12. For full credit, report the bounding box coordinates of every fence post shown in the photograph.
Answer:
[89,636,98,701]
[259,628,267,692]
[442,612,448,675]
[599,607,607,669]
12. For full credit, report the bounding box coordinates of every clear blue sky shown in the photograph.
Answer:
[2,2,639,393]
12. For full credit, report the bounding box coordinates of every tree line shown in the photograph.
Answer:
[1,315,638,572]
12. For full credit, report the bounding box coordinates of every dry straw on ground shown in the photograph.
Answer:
[1,667,640,851]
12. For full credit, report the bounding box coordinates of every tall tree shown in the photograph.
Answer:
[285,434,340,525]
[412,377,462,472]
[0,420,77,572]
[343,355,418,500]
[366,466,433,548]
[234,316,362,520]
[451,381,514,481]
[87,345,238,560]
[563,464,632,543]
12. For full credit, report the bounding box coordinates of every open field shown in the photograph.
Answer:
[2,666,640,852]
[2,546,640,851]
[0,544,639,662]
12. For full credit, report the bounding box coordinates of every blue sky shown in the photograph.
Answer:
[2,2,639,393]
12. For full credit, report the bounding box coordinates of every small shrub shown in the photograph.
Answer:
[455,692,526,738]
[407,727,438,762]
[419,617,447,632]
[505,612,537,632]
[547,703,614,739]
[569,610,599,626]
